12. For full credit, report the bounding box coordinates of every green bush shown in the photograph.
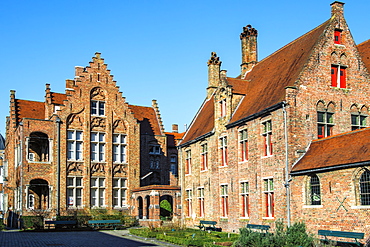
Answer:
[21,216,44,230]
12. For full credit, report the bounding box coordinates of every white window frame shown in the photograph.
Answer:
[113,178,128,208]
[239,129,248,162]
[240,181,249,218]
[91,100,105,116]
[219,136,228,166]
[91,177,106,207]
[197,187,205,218]
[263,177,274,218]
[185,150,191,175]
[201,143,208,171]
[67,130,83,161]
[113,133,127,163]
[67,176,83,207]
[220,183,228,218]
[91,132,106,162]
[262,120,272,156]
[185,189,192,217]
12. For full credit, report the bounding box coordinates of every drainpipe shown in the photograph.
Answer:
[20,122,24,225]
[282,102,291,227]
[56,117,61,216]
[178,147,184,227]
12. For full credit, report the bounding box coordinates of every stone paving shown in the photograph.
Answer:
[0,229,180,247]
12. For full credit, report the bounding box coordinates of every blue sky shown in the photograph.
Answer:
[1,0,369,136]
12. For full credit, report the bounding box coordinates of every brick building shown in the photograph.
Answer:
[3,53,181,227]
[178,1,370,239]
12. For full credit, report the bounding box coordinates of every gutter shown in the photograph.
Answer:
[290,161,370,176]
[178,131,214,148]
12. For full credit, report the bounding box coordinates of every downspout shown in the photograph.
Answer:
[19,122,24,225]
[282,102,291,227]
[56,117,61,216]
[178,147,184,227]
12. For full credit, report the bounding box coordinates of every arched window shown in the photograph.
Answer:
[317,102,335,138]
[309,175,321,205]
[360,170,370,205]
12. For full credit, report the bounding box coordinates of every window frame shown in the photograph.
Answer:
[185,150,191,175]
[239,129,248,162]
[351,113,367,131]
[113,177,128,208]
[309,175,321,205]
[263,178,274,218]
[317,111,334,139]
[219,136,228,166]
[262,120,273,156]
[67,176,83,208]
[90,177,106,207]
[201,143,208,171]
[91,100,105,116]
[113,133,127,163]
[331,64,347,88]
[240,181,249,218]
[67,130,83,161]
[197,187,205,218]
[185,189,193,217]
[359,170,370,206]
[220,184,229,218]
[220,99,227,117]
[91,132,106,162]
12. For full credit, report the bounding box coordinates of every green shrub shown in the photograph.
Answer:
[21,216,44,230]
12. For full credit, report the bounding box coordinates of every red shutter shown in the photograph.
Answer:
[269,134,273,155]
[241,195,245,217]
[271,193,275,217]
[340,67,346,88]
[331,66,338,87]
[334,30,341,44]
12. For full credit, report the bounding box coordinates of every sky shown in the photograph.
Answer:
[1,0,369,136]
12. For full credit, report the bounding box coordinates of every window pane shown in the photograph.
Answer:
[91,133,97,142]
[67,177,74,186]
[317,112,324,123]
[68,131,74,140]
[76,177,82,187]
[76,131,82,141]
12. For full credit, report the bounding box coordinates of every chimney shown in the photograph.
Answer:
[240,25,258,77]
[331,1,345,17]
[172,124,178,133]
[207,52,221,98]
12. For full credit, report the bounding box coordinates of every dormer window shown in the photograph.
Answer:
[91,100,105,116]
[334,30,342,44]
[331,65,346,88]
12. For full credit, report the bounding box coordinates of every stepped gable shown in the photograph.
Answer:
[50,92,67,105]
[181,95,215,145]
[358,39,370,72]
[291,127,370,174]
[128,104,162,136]
[230,19,331,123]
[15,99,45,122]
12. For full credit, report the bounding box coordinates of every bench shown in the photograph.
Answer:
[88,220,122,230]
[318,230,364,246]
[246,224,270,233]
[196,220,218,231]
[44,220,77,230]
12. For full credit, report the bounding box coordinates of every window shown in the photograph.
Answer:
[198,188,205,218]
[67,177,83,207]
[334,30,342,44]
[220,136,228,166]
[220,99,227,117]
[221,184,229,217]
[317,111,334,138]
[91,177,105,207]
[201,143,208,171]
[262,121,273,156]
[150,157,160,169]
[309,175,321,205]
[113,178,127,208]
[91,132,105,162]
[170,155,177,175]
[240,181,249,217]
[360,170,370,206]
[186,189,192,217]
[113,134,127,163]
[263,178,274,218]
[239,129,248,161]
[28,194,35,209]
[185,150,191,174]
[67,130,83,161]
[351,113,367,130]
[331,65,346,88]
[91,100,105,116]
[149,145,161,154]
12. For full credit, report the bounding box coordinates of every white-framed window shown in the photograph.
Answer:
[220,99,227,117]
[91,132,105,162]
[91,100,105,116]
[113,178,127,208]
[219,136,228,166]
[221,184,228,217]
[186,189,192,217]
[262,120,273,156]
[201,143,208,171]
[308,174,321,205]
[28,194,35,209]
[91,177,105,207]
[185,150,191,175]
[149,145,161,154]
[263,178,274,218]
[351,113,367,130]
[240,181,249,217]
[67,176,83,207]
[198,187,205,218]
[113,134,127,163]
[239,129,248,161]
[67,130,83,161]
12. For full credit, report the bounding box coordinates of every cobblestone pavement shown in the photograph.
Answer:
[0,229,180,247]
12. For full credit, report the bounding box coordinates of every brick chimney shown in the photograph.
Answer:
[240,25,258,77]
[207,52,221,98]
[172,124,178,133]
[331,1,345,17]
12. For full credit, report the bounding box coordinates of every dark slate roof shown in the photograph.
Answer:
[291,128,370,175]
[0,134,5,150]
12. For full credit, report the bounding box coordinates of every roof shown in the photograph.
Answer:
[165,132,185,146]
[128,104,162,136]
[358,39,370,72]
[291,128,370,175]
[226,77,248,95]
[230,20,330,123]
[50,92,67,105]
[0,134,5,150]
[15,99,45,122]
[131,184,181,192]
[181,96,215,145]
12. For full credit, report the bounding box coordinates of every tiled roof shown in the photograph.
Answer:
[358,39,370,72]
[15,99,45,122]
[50,92,67,105]
[128,105,162,136]
[181,96,215,145]
[165,132,184,146]
[291,128,370,174]
[230,20,330,123]
[226,77,248,95]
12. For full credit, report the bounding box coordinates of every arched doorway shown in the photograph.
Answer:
[160,195,173,220]
[28,179,49,210]
[137,196,143,219]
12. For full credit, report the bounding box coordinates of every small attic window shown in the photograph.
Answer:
[334,30,342,44]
